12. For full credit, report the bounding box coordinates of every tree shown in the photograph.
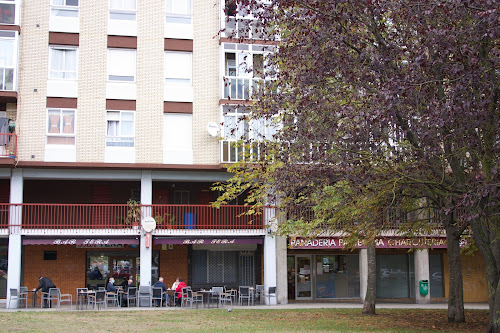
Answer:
[218,1,499,330]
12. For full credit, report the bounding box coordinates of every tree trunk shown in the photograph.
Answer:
[444,218,466,323]
[470,217,499,333]
[363,241,376,315]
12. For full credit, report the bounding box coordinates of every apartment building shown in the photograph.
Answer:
[0,0,288,307]
[0,0,487,307]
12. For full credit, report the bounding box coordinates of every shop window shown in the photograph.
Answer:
[429,254,444,297]
[376,254,413,298]
[44,251,57,260]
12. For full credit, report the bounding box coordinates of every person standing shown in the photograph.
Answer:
[34,276,56,308]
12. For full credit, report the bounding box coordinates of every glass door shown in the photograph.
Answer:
[296,256,312,299]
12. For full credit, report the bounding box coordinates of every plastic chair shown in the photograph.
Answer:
[127,287,137,307]
[41,288,60,308]
[138,286,152,307]
[76,288,89,309]
[266,287,277,305]
[9,288,28,308]
[58,289,73,309]
[210,287,224,306]
[185,288,203,309]
[152,287,163,307]
[89,290,107,310]
[255,285,265,305]
[106,291,119,307]
[238,286,252,306]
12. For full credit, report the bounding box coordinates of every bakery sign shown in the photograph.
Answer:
[289,236,456,249]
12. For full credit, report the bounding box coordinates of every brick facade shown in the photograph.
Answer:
[23,244,188,303]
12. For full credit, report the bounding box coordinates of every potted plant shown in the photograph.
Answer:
[126,199,141,228]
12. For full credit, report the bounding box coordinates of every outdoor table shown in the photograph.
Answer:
[77,290,95,310]
[197,290,219,309]
[165,289,175,306]
[25,290,37,308]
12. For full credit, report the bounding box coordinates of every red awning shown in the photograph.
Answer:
[23,238,139,246]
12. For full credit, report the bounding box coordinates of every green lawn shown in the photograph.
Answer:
[0,308,489,332]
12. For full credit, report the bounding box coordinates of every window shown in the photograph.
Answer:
[223,106,248,140]
[49,46,77,79]
[109,0,136,21]
[47,108,76,145]
[164,52,192,84]
[166,0,191,24]
[0,0,15,25]
[0,31,16,91]
[51,0,79,18]
[106,110,135,147]
[108,49,136,82]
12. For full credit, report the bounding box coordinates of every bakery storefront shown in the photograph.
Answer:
[287,236,449,301]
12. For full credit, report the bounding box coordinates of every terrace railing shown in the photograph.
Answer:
[0,203,265,231]
[0,133,17,158]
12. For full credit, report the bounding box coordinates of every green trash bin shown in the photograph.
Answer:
[419,280,429,296]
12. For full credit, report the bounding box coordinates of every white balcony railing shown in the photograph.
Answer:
[223,76,264,100]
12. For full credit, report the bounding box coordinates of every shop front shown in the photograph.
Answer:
[154,237,263,290]
[287,236,450,301]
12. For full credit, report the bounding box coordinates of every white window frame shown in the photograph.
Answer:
[166,0,192,24]
[106,110,135,147]
[50,0,79,18]
[49,46,78,80]
[109,0,137,21]
[164,51,192,85]
[107,48,136,82]
[0,0,17,25]
[46,108,76,145]
[0,30,17,91]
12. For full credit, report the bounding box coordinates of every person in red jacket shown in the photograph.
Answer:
[175,278,187,307]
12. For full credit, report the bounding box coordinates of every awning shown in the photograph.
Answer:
[23,237,139,246]
[154,237,263,245]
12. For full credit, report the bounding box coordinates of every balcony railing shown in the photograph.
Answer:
[222,18,270,40]
[0,203,265,231]
[0,133,16,158]
[221,139,265,163]
[223,76,263,100]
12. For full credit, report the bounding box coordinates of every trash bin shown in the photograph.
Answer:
[419,280,429,296]
[184,212,195,229]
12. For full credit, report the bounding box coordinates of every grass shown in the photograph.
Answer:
[0,308,489,332]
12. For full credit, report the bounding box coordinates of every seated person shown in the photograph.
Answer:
[106,277,117,292]
[175,278,187,307]
[121,278,135,307]
[153,277,168,306]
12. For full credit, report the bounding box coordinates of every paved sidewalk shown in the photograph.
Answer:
[0,301,489,312]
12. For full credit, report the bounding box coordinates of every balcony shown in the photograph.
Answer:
[223,76,263,100]
[0,203,267,235]
[0,133,16,158]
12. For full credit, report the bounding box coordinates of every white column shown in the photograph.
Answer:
[6,169,23,308]
[263,206,277,305]
[359,248,368,303]
[139,171,153,289]
[414,249,430,304]
[275,235,288,304]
